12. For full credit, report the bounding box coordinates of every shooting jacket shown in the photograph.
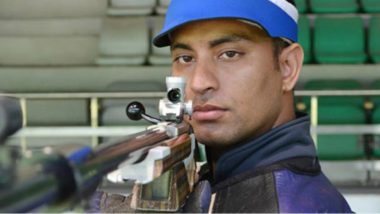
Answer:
[91,114,353,213]
[184,113,353,213]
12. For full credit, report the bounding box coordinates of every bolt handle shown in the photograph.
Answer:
[126,101,146,121]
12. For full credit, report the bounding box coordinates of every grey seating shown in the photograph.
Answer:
[156,0,171,14]
[370,161,380,185]
[0,19,102,37]
[0,67,170,93]
[0,37,98,66]
[148,16,172,65]
[97,17,149,65]
[100,81,165,126]
[26,99,89,126]
[4,99,90,155]
[320,161,369,186]
[108,0,156,16]
[0,0,107,19]
[101,98,160,126]
[0,0,107,151]
[0,0,105,66]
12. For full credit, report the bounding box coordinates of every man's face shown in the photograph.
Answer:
[171,19,284,148]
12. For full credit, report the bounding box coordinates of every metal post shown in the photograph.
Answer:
[310,96,318,148]
[90,98,99,147]
[19,98,28,154]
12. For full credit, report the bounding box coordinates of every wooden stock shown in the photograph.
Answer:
[80,122,194,212]
[83,122,190,169]
[131,133,195,212]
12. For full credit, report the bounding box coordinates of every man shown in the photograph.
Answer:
[151,0,352,213]
[96,0,352,212]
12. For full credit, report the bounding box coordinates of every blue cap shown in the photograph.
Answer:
[153,0,299,47]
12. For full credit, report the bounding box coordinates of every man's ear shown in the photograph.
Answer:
[279,43,304,92]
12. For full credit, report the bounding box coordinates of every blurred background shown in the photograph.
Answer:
[0,0,380,212]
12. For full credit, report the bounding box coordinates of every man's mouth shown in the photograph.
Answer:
[192,104,227,121]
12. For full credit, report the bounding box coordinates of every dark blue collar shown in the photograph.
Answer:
[212,114,317,183]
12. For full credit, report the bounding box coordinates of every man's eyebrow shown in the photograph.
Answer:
[209,34,251,48]
[171,43,193,51]
[171,34,252,51]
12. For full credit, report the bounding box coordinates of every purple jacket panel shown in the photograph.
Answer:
[275,169,352,213]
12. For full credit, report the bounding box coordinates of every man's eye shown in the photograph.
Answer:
[220,51,240,59]
[176,55,194,64]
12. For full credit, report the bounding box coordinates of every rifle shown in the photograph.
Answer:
[0,77,197,212]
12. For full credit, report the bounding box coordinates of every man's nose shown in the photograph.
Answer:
[189,60,219,95]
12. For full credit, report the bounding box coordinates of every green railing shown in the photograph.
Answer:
[2,90,380,154]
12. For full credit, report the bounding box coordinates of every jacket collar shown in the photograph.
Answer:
[211,113,317,183]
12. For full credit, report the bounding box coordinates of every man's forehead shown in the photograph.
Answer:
[170,19,268,45]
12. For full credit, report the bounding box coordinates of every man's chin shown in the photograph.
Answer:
[193,132,231,147]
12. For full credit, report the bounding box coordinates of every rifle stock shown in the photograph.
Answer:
[130,133,196,211]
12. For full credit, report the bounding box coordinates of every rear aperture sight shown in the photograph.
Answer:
[167,88,182,103]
